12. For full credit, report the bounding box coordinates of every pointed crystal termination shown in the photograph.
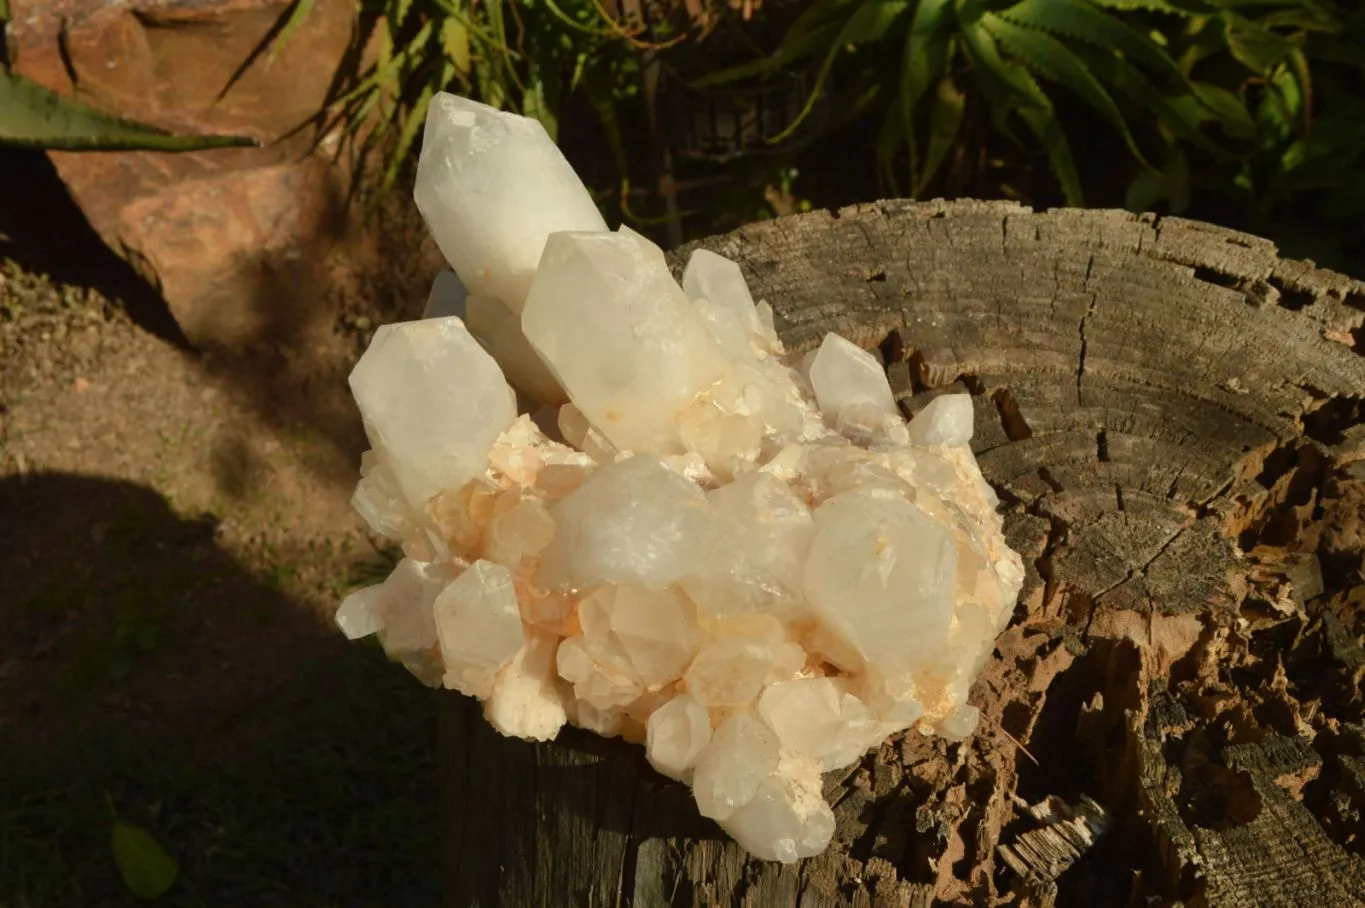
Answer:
[349,317,517,511]
[435,559,526,699]
[340,558,452,687]
[807,333,898,424]
[907,394,975,447]
[682,249,766,342]
[522,230,729,454]
[414,93,607,312]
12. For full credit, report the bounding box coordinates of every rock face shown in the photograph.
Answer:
[7,0,359,347]
[335,93,1025,864]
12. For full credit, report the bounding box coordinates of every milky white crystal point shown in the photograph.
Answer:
[423,269,468,320]
[342,558,452,687]
[807,333,898,424]
[414,93,606,310]
[522,230,728,454]
[537,454,713,590]
[683,249,764,335]
[907,393,975,447]
[349,317,516,510]
[434,560,526,698]
[804,487,957,675]
[721,759,835,864]
[691,712,780,821]
[335,589,383,640]
[483,628,567,741]
[683,472,814,617]
[645,693,713,781]
[465,294,566,405]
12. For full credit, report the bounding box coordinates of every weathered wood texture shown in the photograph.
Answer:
[442,201,1365,907]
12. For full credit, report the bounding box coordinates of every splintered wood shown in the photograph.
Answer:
[997,795,1111,894]
[442,202,1365,907]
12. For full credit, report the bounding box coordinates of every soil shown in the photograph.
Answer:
[0,148,445,906]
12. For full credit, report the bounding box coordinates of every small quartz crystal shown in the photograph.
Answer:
[337,93,1024,866]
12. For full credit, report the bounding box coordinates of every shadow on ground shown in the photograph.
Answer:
[0,473,439,907]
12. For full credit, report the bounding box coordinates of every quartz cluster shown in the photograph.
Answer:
[336,92,1024,864]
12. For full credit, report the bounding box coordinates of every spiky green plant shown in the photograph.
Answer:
[273,0,678,202]
[696,0,1344,205]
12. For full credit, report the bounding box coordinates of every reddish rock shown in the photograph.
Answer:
[7,0,363,348]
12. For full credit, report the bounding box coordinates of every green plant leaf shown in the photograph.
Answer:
[1192,81,1255,137]
[900,0,955,183]
[1223,15,1296,74]
[919,75,966,193]
[1000,0,1187,88]
[1071,45,1230,157]
[0,71,258,151]
[1020,102,1084,205]
[983,13,1153,170]
[781,0,868,51]
[522,75,558,141]
[1125,147,1189,212]
[695,0,908,88]
[441,17,472,78]
[267,0,316,58]
[765,0,912,144]
[1085,0,1203,13]
[112,820,179,900]
[957,17,1083,204]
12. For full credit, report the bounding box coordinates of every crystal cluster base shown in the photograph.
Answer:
[337,93,1024,864]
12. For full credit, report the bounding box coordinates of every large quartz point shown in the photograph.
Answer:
[349,317,516,510]
[415,93,607,311]
[339,94,1025,869]
[522,230,729,454]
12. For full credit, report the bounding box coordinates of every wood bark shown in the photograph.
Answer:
[442,200,1365,907]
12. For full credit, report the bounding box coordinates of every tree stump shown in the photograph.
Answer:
[440,201,1365,906]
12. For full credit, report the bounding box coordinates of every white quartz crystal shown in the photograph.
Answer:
[646,693,713,781]
[465,294,565,405]
[807,333,898,424]
[415,93,606,311]
[522,230,729,454]
[340,95,1024,867]
[349,317,516,511]
[435,560,526,698]
[907,394,974,447]
[536,454,713,590]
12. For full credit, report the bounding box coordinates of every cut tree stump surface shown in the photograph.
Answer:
[441,201,1365,907]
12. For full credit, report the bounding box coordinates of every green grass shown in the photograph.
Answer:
[1,645,440,907]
